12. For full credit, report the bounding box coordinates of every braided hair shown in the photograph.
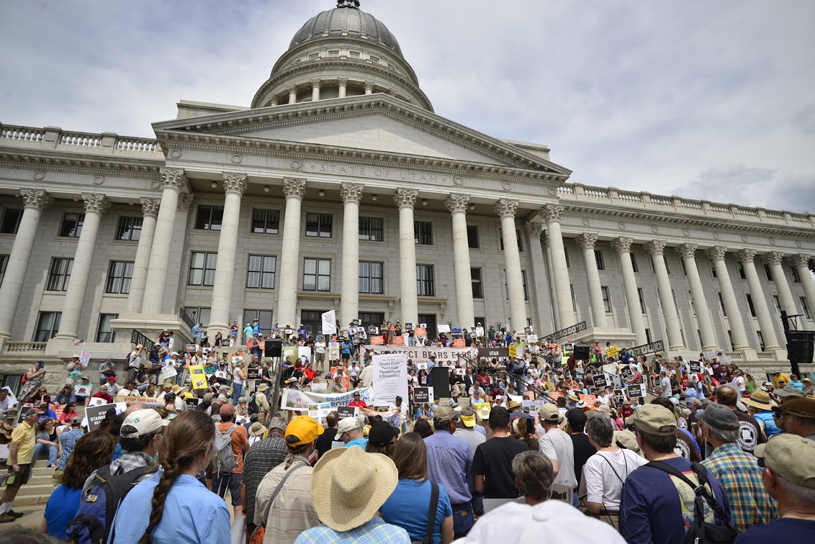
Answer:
[138,411,214,544]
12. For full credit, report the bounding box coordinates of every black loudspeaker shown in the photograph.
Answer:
[573,344,591,360]
[431,367,451,399]
[265,339,283,358]
[787,330,815,364]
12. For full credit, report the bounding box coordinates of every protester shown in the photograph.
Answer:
[32,418,58,468]
[473,406,530,499]
[772,395,815,440]
[716,385,766,453]
[110,410,230,543]
[294,446,409,543]
[255,415,323,544]
[453,406,486,458]
[413,418,434,439]
[566,408,596,493]
[337,416,367,448]
[0,408,38,523]
[58,402,78,425]
[41,430,114,538]
[212,403,249,517]
[538,404,577,498]
[366,421,400,457]
[743,389,782,438]
[54,417,84,484]
[511,450,554,506]
[242,415,289,539]
[734,434,815,541]
[700,403,777,531]
[380,432,454,544]
[315,411,339,459]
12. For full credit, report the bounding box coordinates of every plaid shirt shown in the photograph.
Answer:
[295,517,410,544]
[82,451,156,494]
[702,442,777,531]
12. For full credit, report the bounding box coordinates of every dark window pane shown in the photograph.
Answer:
[0,209,23,234]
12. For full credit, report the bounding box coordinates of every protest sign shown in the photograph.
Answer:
[413,387,431,403]
[415,362,428,371]
[88,397,108,407]
[298,346,312,362]
[508,345,518,358]
[185,397,201,408]
[627,384,646,399]
[328,342,340,360]
[86,403,114,431]
[246,368,261,380]
[579,394,597,409]
[308,402,334,424]
[548,391,563,400]
[370,336,384,345]
[527,334,538,343]
[322,310,337,335]
[478,347,509,358]
[392,335,405,346]
[186,344,197,353]
[592,373,608,389]
[114,396,163,407]
[74,385,93,397]
[437,324,451,333]
[620,366,634,383]
[414,327,427,337]
[689,361,702,373]
[614,389,627,405]
[365,345,474,363]
[281,387,373,411]
[372,353,409,406]
[189,365,208,390]
[453,338,466,348]
[79,349,90,368]
[283,345,297,362]
[337,405,359,420]
[606,346,620,359]
[158,365,177,384]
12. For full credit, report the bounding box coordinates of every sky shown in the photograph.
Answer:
[1,0,814,212]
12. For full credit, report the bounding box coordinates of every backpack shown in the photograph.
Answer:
[646,461,739,544]
[214,424,238,474]
[248,394,259,415]
[65,464,156,544]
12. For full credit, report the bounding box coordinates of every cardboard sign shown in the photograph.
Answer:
[115,396,164,407]
[328,342,340,360]
[405,323,414,330]
[413,387,431,403]
[392,336,405,346]
[75,385,93,397]
[527,334,538,343]
[614,389,627,405]
[453,339,466,348]
[370,336,384,345]
[246,368,261,380]
[372,353,409,406]
[337,405,359,420]
[579,394,597,409]
[185,397,201,407]
[508,345,518,358]
[79,349,90,368]
[620,366,634,383]
[158,365,177,384]
[627,384,646,399]
[689,361,702,373]
[189,365,208,390]
[592,373,608,389]
[455,368,465,376]
[85,403,114,431]
[548,391,563,400]
[414,327,427,337]
[606,346,620,358]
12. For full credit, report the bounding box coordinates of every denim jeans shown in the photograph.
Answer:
[451,501,475,539]
[33,443,58,466]
[232,383,243,405]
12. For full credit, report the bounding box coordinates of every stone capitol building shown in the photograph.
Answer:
[0,0,813,389]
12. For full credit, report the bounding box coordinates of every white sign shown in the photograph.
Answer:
[328,342,340,361]
[437,324,451,333]
[79,349,91,368]
[527,334,538,343]
[322,310,337,335]
[158,365,177,383]
[298,346,313,362]
[371,353,409,406]
[74,385,92,397]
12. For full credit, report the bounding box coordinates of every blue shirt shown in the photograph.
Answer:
[380,479,452,544]
[110,473,230,544]
[57,428,84,470]
[424,430,472,504]
[753,410,782,437]
[345,437,368,449]
[44,485,81,539]
[735,518,815,543]
[295,516,410,544]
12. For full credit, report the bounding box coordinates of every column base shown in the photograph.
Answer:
[571,326,637,348]
[111,313,193,348]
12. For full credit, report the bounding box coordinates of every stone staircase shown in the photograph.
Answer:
[15,465,56,506]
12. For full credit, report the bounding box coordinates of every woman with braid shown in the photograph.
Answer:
[110,410,230,544]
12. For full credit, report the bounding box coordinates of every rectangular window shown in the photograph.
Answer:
[602,286,612,313]
[349,50,361,58]
[595,250,605,270]
[471,268,483,299]
[746,294,756,317]
[358,312,385,328]
[305,213,333,238]
[801,297,811,319]
[46,258,73,291]
[638,288,647,314]
[570,284,577,313]
[414,221,433,245]
[105,261,134,294]
[186,307,210,326]
[764,264,774,281]
[645,328,652,344]
[115,216,142,241]
[194,205,223,231]
[791,266,801,283]
[718,292,727,316]
[757,331,765,352]
[243,310,273,336]
[664,257,671,275]
[246,255,276,289]
[564,247,571,268]
[328,49,340,57]
[467,225,479,249]
[630,253,639,273]
[359,261,384,294]
[0,254,7,287]
[711,264,717,278]
[251,209,280,234]
[59,213,84,238]
[416,264,435,296]
[727,330,735,351]
[499,229,523,252]
[680,258,687,276]
[303,258,331,291]
[773,295,782,316]
[33,311,61,342]
[301,310,327,336]
[738,263,746,280]
[95,313,118,343]
[650,256,656,274]
[358,217,383,241]
[0,208,23,234]
[188,252,217,286]
[503,270,529,301]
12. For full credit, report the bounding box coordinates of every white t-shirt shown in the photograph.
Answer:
[539,427,577,488]
[315,341,326,354]
[580,449,647,510]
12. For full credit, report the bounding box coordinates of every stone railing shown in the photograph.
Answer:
[0,126,44,142]
[725,351,745,361]
[756,352,775,360]
[61,132,102,148]
[0,123,162,157]
[4,341,47,354]
[559,182,815,228]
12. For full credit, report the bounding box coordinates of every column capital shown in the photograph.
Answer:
[445,193,470,214]
[340,182,364,203]
[393,188,418,209]
[542,203,563,222]
[282,178,307,200]
[676,243,698,260]
[289,85,298,95]
[706,245,728,262]
[177,192,195,211]
[337,77,348,86]
[792,253,812,268]
[159,167,188,191]
[576,233,598,250]
[140,197,161,218]
[494,198,519,219]
[762,251,784,266]
[20,189,52,211]
[735,248,757,263]
[610,236,633,253]
[364,81,374,93]
[644,240,667,256]
[311,79,322,89]
[81,193,110,215]
[524,221,544,239]
[223,172,248,196]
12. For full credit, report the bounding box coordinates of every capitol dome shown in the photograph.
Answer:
[251,0,432,111]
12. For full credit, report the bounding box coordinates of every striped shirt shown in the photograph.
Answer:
[254,458,319,544]
[242,434,287,522]
[702,442,777,532]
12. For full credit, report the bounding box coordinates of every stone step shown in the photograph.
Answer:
[16,483,55,497]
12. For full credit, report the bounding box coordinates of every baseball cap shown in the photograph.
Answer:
[700,403,739,431]
[268,416,289,432]
[121,409,163,438]
[337,417,362,435]
[630,404,677,436]
[460,406,477,428]
[539,404,560,423]
[775,385,804,398]
[755,434,815,490]
[367,422,399,447]
[433,406,458,424]
[285,415,324,447]
[772,395,815,419]
[71,417,82,426]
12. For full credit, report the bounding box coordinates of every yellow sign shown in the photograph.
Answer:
[606,346,620,358]
[508,345,517,358]
[189,365,208,390]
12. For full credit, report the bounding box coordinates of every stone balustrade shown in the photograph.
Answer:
[4,341,48,354]
[0,123,162,157]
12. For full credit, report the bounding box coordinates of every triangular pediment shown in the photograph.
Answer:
[153,95,572,176]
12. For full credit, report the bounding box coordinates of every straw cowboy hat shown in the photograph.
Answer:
[310,446,398,532]
[256,383,269,393]
[743,390,774,411]
[170,385,184,395]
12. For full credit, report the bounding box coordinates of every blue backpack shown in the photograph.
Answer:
[65,464,156,544]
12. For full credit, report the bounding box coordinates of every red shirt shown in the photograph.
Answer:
[92,392,112,403]
[349,400,368,408]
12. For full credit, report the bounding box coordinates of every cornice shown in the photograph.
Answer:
[0,147,162,180]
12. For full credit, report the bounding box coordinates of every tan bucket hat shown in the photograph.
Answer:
[310,446,398,532]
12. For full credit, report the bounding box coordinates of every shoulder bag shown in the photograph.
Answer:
[249,463,308,544]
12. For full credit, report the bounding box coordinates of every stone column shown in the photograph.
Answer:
[288,86,297,105]
[677,244,718,351]
[612,237,647,345]
[707,246,750,350]
[340,183,363,327]
[364,82,374,95]
[277,178,307,327]
[54,194,110,340]
[495,199,527,330]
[543,204,574,328]
[764,251,798,316]
[576,233,607,330]
[126,198,160,312]
[736,249,781,350]
[793,254,815,319]
[208,173,248,335]
[338,78,348,99]
[525,222,550,335]
[142,168,188,314]
[311,80,321,102]
[543,233,560,331]
[394,189,419,325]
[645,240,686,350]
[447,194,475,329]
[0,190,52,339]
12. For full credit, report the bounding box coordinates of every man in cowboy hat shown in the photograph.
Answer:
[295,445,408,543]
[255,383,271,425]
[772,395,815,441]
[539,404,576,494]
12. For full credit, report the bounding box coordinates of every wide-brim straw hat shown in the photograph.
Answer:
[249,422,267,437]
[311,446,398,532]
[743,390,773,411]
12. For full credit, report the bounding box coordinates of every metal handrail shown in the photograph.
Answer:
[178,307,195,329]
[131,329,156,351]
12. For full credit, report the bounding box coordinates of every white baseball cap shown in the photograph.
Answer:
[121,409,163,438]
[337,417,362,435]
